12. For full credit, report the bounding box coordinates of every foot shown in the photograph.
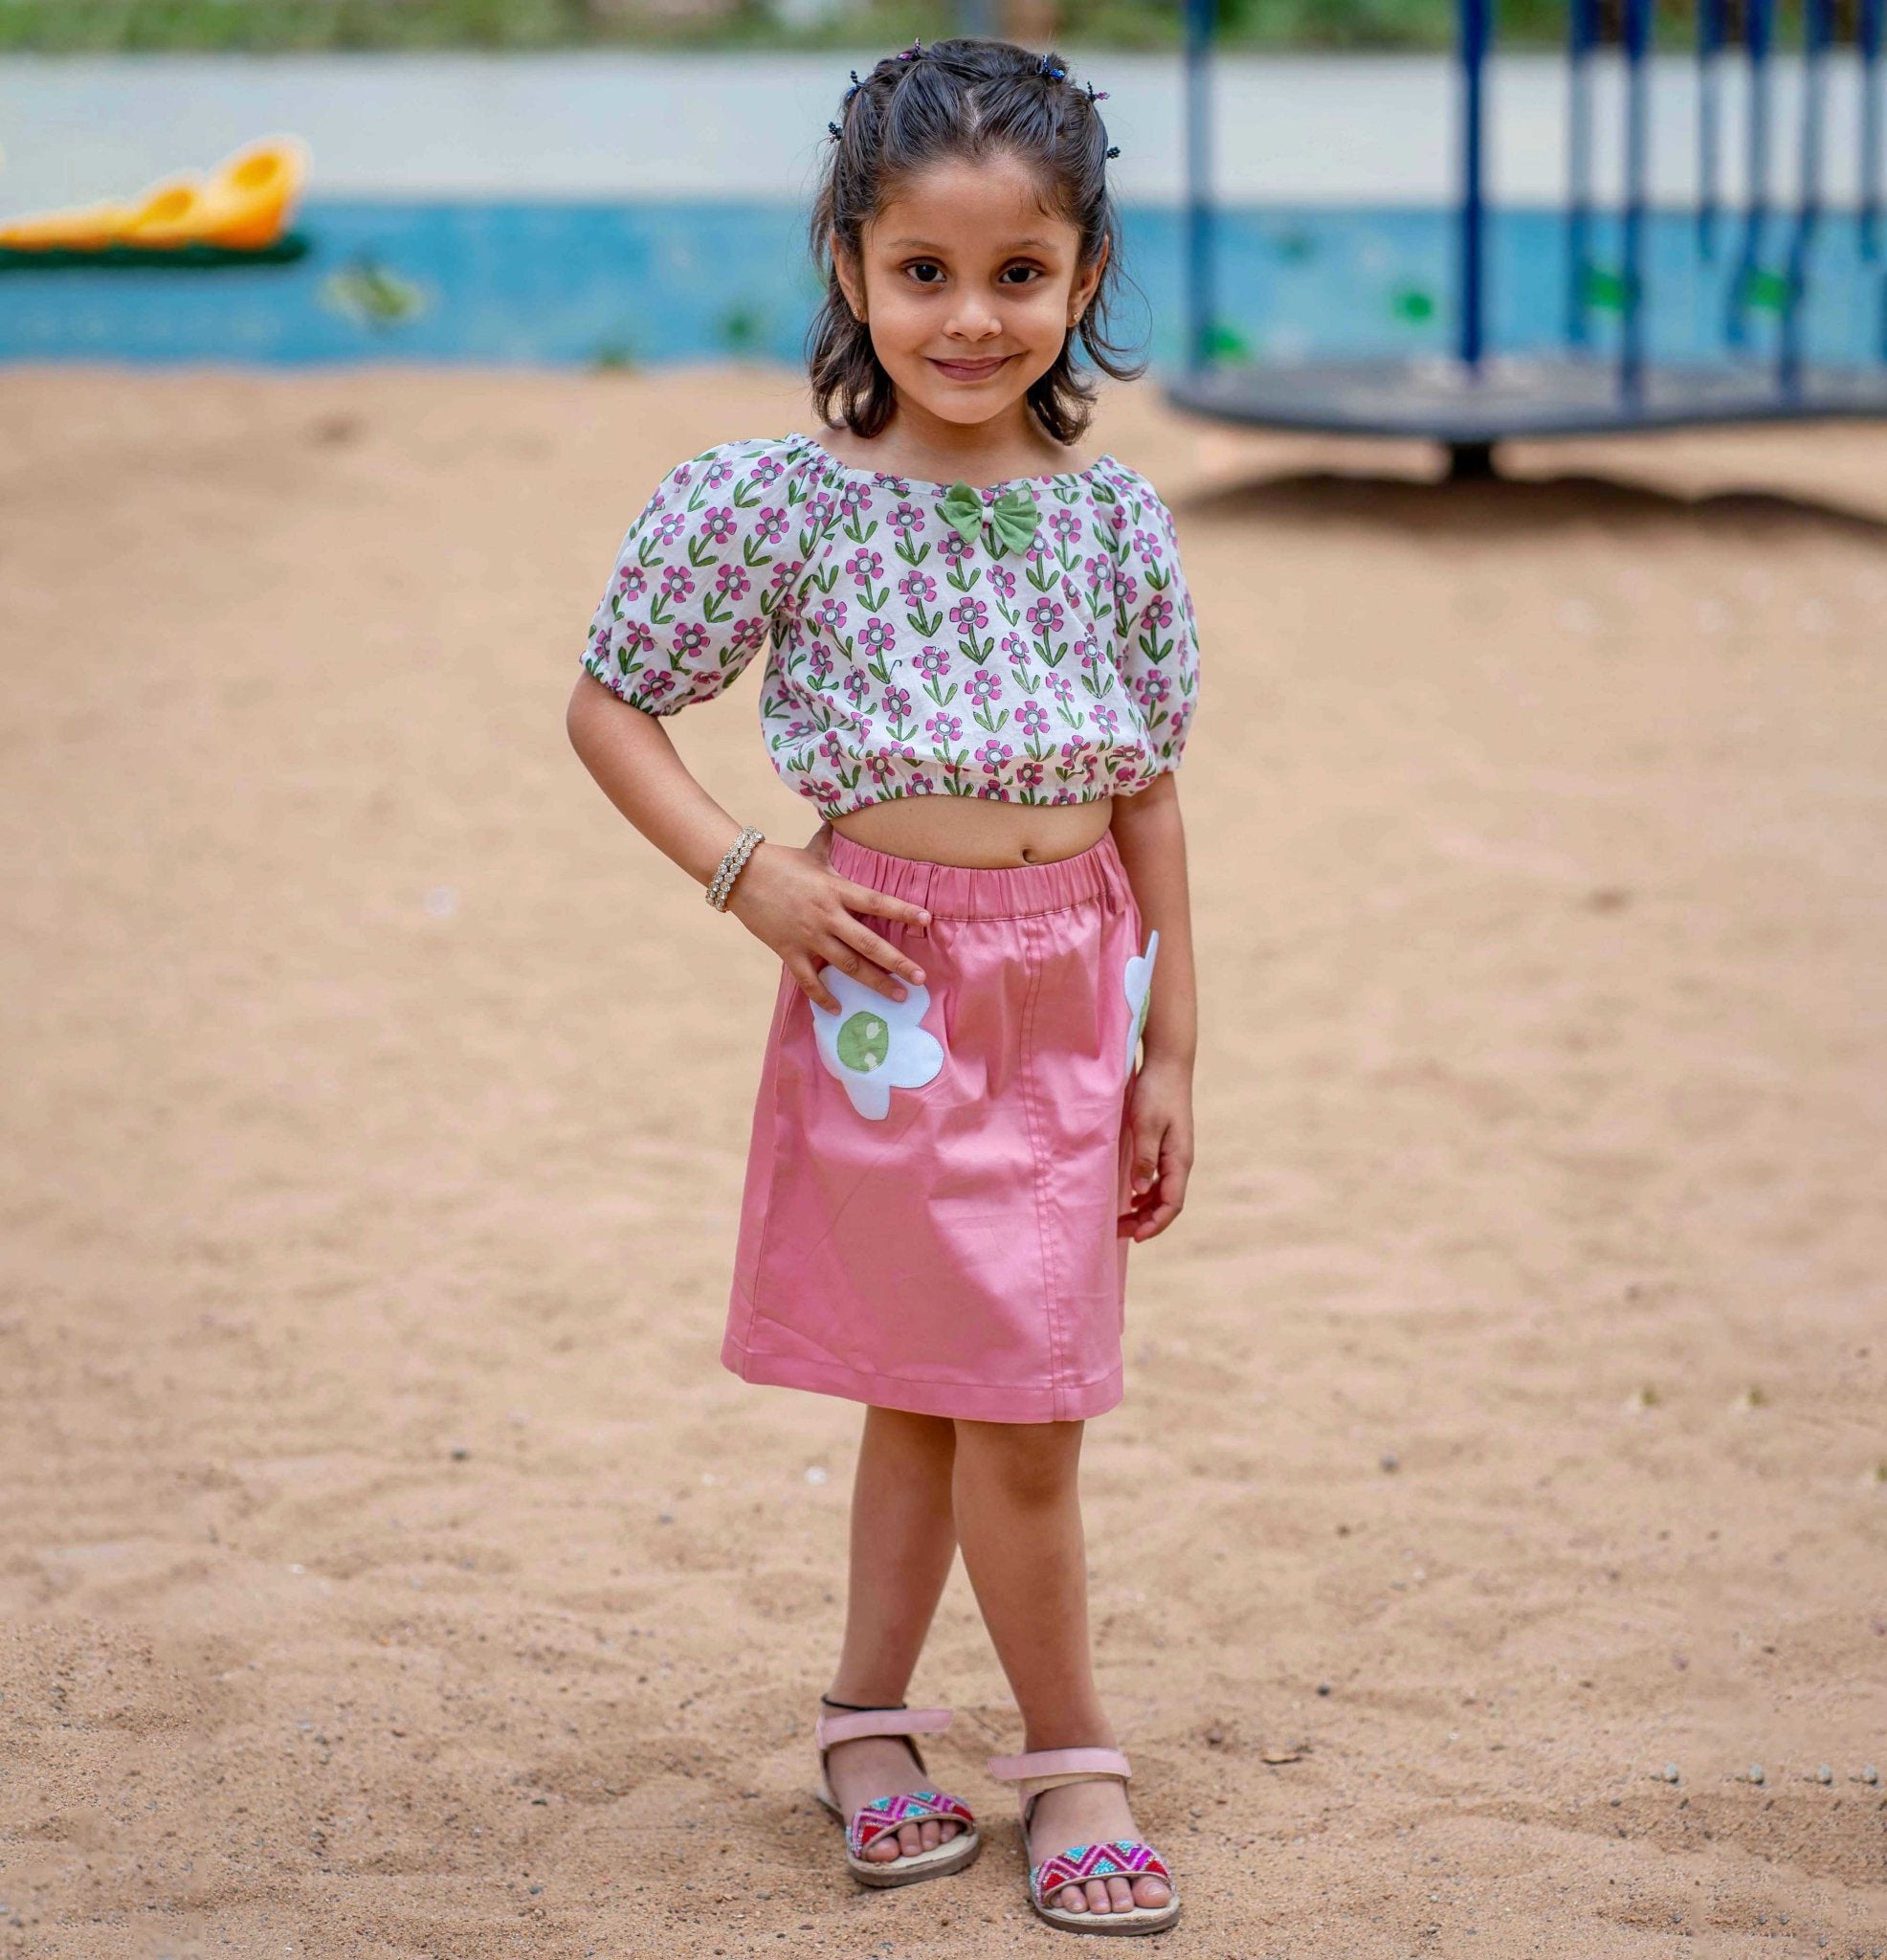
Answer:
[1025,1777,1173,1918]
[824,1732,967,1864]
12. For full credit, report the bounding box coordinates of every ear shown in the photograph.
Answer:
[1069,233,1108,325]
[831,228,868,324]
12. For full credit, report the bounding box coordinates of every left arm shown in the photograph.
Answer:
[1111,772,1195,1240]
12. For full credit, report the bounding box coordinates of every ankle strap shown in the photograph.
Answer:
[815,1704,953,1748]
[987,1745,1132,1786]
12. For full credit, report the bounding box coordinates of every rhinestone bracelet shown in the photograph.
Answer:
[707,825,766,911]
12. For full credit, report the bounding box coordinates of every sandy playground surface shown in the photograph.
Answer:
[1,362,1884,1958]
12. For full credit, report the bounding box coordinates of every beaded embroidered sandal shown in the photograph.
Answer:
[812,1697,981,1888]
[986,1746,1182,1936]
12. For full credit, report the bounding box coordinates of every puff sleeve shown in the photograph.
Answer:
[1111,474,1202,781]
[580,436,810,717]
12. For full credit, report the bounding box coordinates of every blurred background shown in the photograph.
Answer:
[4,8,1885,1958]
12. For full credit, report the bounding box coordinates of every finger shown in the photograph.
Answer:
[789,956,840,1013]
[815,935,909,1004]
[833,876,932,934]
[832,915,928,990]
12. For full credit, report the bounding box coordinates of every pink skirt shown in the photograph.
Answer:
[722,825,1157,1424]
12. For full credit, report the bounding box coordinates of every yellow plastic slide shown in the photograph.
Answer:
[0,138,309,252]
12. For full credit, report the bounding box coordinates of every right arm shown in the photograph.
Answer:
[564,674,931,1013]
[565,439,930,1012]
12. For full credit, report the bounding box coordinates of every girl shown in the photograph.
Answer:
[566,37,1199,1938]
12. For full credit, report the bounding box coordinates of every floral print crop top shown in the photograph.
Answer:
[580,432,1201,820]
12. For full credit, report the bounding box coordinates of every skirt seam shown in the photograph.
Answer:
[1015,910,1068,1417]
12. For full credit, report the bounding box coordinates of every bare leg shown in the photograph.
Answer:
[822,1404,966,1864]
[950,1417,1172,1918]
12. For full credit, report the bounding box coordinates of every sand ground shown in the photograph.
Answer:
[1,364,1883,1959]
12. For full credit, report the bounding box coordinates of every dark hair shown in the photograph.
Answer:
[806,37,1146,446]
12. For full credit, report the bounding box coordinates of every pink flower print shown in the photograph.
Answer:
[879,683,913,719]
[974,738,1013,777]
[1088,702,1121,740]
[701,504,739,546]
[1015,758,1045,790]
[810,776,842,807]
[925,709,964,746]
[842,669,872,709]
[672,461,696,488]
[1026,596,1065,637]
[1016,698,1050,738]
[1136,666,1174,711]
[637,667,678,707]
[756,505,791,545]
[975,781,1011,800]
[731,613,768,653]
[1058,735,1089,768]
[837,479,871,522]
[752,453,785,486]
[805,487,838,530]
[714,562,752,604]
[619,619,656,660]
[1106,501,1128,533]
[701,457,735,490]
[966,669,1002,709]
[1133,527,1161,566]
[818,729,848,768]
[654,510,688,546]
[808,644,836,685]
[1001,633,1028,668]
[988,564,1017,602]
[865,749,899,788]
[845,546,885,589]
[1143,591,1176,632]
[674,620,711,660]
[948,596,989,636]
[1045,670,1074,704]
[915,645,952,682]
[813,594,849,634]
[888,500,925,540]
[766,560,798,600]
[1117,571,1141,615]
[615,563,648,600]
[899,568,938,607]
[1049,508,1082,546]
[1082,550,1110,586]
[857,615,894,657]
[908,770,938,794]
[940,530,972,569]
[660,564,698,604]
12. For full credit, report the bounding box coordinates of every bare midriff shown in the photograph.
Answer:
[827,793,1114,869]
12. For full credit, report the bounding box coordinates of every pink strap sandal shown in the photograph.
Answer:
[812,1701,981,1888]
[986,1745,1182,1935]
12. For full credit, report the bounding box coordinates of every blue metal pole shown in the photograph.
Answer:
[1729,0,1775,349]
[1182,0,1215,374]
[1619,0,1651,406]
[1862,0,1883,263]
[1459,0,1489,371]
[1780,0,1832,397]
[1566,0,1596,344]
[1698,0,1724,260]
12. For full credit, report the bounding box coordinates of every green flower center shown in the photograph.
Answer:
[836,1009,891,1073]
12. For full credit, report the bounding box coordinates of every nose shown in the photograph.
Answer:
[944,297,1003,344]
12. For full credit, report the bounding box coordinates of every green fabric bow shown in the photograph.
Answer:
[938,479,1041,554]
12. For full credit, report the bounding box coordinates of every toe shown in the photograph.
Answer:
[1133,1873,1172,1908]
[897,1821,925,1857]
[863,1836,901,1862]
[1055,1884,1090,1913]
[1103,1876,1136,1912]
[918,1818,941,1850]
[1083,1879,1112,1914]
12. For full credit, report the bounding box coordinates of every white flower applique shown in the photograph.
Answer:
[810,967,945,1120]
[1122,927,1160,1076]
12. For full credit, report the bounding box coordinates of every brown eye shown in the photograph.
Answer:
[905,261,944,285]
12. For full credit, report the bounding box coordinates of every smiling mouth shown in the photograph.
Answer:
[929,354,1012,379]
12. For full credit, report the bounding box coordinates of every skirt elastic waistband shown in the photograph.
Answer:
[825,824,1132,924]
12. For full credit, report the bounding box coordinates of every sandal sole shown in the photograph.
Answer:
[1031,1893,1183,1936]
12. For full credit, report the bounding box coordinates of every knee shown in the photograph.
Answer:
[953,1417,1081,1506]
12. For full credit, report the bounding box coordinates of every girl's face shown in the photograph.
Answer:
[834,151,1106,437]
